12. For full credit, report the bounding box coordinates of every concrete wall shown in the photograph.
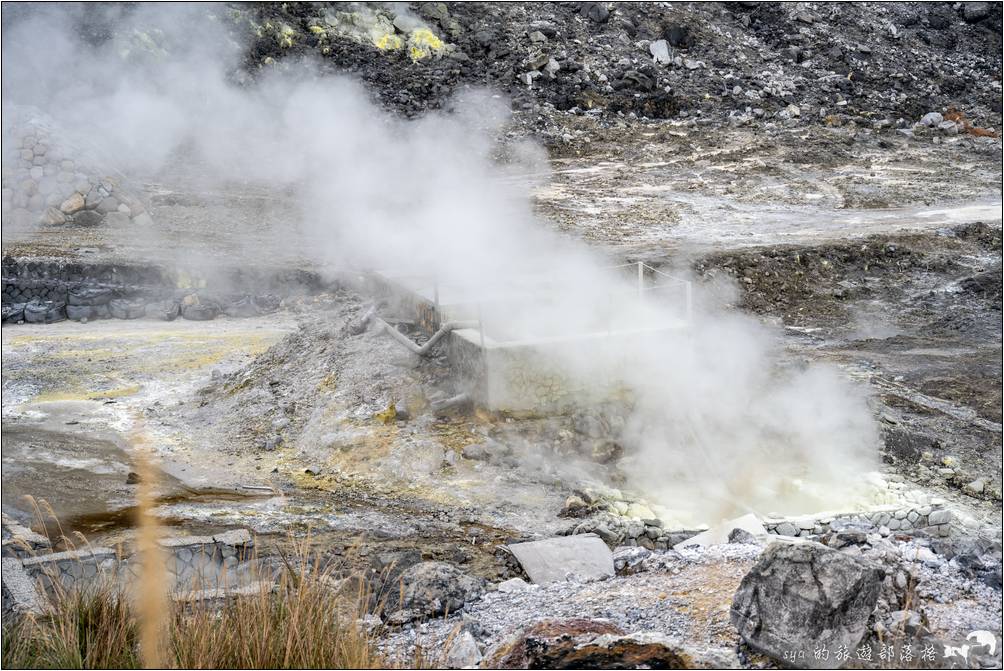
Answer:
[370,270,684,414]
[449,328,674,414]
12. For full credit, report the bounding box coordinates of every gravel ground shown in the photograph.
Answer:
[380,537,1002,668]
[381,543,764,666]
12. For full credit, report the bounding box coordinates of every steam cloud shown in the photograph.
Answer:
[2,4,880,526]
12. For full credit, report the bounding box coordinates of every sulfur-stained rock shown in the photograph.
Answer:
[59,192,85,214]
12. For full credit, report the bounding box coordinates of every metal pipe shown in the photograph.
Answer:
[431,392,471,414]
[375,318,478,356]
[433,276,440,329]
[477,303,485,349]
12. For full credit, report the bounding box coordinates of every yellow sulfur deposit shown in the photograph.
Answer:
[374,403,397,424]
[278,25,295,48]
[374,32,404,50]
[408,28,444,60]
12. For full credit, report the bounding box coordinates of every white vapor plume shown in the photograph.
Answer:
[1,3,880,525]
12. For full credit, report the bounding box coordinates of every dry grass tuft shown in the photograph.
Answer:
[2,547,387,669]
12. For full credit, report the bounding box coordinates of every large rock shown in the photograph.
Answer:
[486,619,736,669]
[579,2,609,23]
[507,534,614,584]
[382,561,485,624]
[920,111,944,127]
[962,2,991,22]
[731,541,884,669]
[71,210,104,227]
[108,297,146,320]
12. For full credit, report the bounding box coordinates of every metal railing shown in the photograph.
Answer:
[374,260,694,350]
[603,261,693,322]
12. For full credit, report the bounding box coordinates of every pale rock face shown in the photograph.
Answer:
[649,39,671,65]
[444,630,482,669]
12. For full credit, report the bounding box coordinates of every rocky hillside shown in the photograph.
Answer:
[13,2,999,131]
[237,2,1002,132]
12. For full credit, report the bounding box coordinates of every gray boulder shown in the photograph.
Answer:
[23,299,65,324]
[728,527,759,544]
[382,561,485,624]
[731,541,884,669]
[920,111,944,127]
[579,2,609,23]
[461,440,512,464]
[145,299,180,321]
[71,210,103,227]
[962,2,991,22]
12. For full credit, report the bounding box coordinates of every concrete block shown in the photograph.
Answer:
[507,534,614,584]
[172,581,271,604]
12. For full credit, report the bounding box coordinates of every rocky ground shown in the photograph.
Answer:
[2,2,1001,669]
[378,537,1001,669]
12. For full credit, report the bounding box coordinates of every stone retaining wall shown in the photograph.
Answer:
[21,547,120,595]
[762,503,955,538]
[2,107,151,229]
[2,257,173,306]
[1,256,330,323]
[567,502,962,552]
[1,518,260,618]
